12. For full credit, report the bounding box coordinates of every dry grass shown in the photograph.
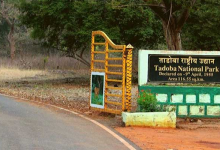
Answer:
[0,53,90,82]
[0,67,49,81]
[0,54,90,70]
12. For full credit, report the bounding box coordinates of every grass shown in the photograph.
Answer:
[91,92,103,105]
[0,54,90,70]
[0,53,91,82]
[0,67,49,81]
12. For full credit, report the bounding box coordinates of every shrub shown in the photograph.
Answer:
[137,90,161,112]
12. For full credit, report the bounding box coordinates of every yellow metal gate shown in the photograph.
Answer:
[90,31,133,114]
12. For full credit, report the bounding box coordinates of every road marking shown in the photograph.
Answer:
[0,93,136,150]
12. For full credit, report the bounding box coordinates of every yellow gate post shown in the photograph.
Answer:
[125,44,134,112]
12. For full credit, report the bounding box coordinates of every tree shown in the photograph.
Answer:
[113,0,197,50]
[143,0,197,50]
[182,0,220,50]
[114,0,220,51]
[19,0,164,66]
[0,18,9,53]
[0,0,19,60]
[112,0,164,49]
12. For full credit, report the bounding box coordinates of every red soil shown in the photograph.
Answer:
[116,120,220,150]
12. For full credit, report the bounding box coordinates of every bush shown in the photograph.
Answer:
[137,90,161,112]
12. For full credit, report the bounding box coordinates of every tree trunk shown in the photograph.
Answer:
[8,24,16,60]
[1,0,16,60]
[162,21,182,50]
[147,0,197,50]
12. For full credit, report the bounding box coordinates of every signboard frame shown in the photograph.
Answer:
[90,72,105,109]
[148,54,220,83]
[138,50,220,86]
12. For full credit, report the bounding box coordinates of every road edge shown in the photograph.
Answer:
[0,93,139,150]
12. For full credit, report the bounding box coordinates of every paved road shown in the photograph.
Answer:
[0,95,136,150]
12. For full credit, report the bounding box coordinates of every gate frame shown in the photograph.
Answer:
[89,31,133,114]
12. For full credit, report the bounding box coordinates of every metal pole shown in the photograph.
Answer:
[125,44,134,112]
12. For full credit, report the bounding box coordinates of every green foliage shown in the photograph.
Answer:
[111,0,164,49]
[18,0,164,57]
[137,90,161,112]
[0,18,9,56]
[182,0,220,50]
[91,93,103,105]
[6,0,220,59]
[43,56,48,63]
[43,56,48,69]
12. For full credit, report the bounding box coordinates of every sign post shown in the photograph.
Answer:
[125,44,134,112]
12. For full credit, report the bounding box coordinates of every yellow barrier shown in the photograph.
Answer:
[90,31,133,114]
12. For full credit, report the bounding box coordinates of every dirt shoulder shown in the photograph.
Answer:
[116,119,220,150]
[1,69,220,150]
[0,69,126,127]
[0,70,90,112]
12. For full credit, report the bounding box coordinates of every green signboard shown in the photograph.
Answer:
[90,72,105,109]
[139,50,220,118]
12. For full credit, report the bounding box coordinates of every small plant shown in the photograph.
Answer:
[43,56,49,70]
[137,90,161,112]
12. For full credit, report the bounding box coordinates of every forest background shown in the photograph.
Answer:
[0,0,220,69]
